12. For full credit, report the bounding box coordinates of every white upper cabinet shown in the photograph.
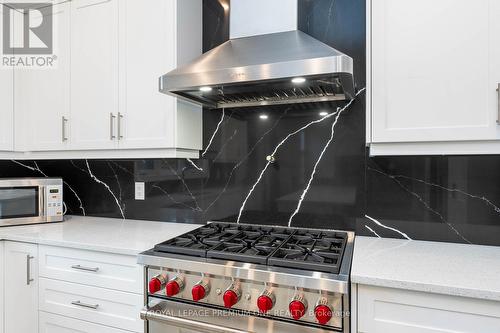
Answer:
[0,67,14,153]
[1,0,202,159]
[369,0,500,155]
[0,5,14,152]
[16,2,71,151]
[118,0,202,151]
[70,0,119,150]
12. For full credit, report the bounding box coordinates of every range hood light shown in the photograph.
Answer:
[291,77,306,84]
[319,111,329,116]
[199,86,212,92]
[259,114,269,120]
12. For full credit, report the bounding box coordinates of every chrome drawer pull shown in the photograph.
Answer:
[71,264,99,272]
[71,301,99,310]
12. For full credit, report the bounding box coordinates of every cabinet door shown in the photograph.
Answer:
[0,242,4,333]
[4,242,38,333]
[118,0,176,149]
[16,2,71,151]
[70,0,119,150]
[371,0,500,143]
[0,5,14,152]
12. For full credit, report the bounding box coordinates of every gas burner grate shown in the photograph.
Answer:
[268,231,347,274]
[153,223,349,274]
[207,227,294,264]
[153,223,240,257]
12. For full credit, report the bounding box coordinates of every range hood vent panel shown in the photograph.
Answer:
[160,30,355,108]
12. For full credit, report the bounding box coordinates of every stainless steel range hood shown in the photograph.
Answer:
[160,2,355,109]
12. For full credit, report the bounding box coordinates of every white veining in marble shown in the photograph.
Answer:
[107,161,125,214]
[390,172,500,214]
[352,236,500,302]
[186,158,204,172]
[236,88,365,224]
[364,225,381,238]
[288,105,344,227]
[202,108,225,157]
[85,160,125,219]
[369,167,471,244]
[161,160,202,212]
[203,110,286,213]
[236,94,361,223]
[0,215,200,256]
[365,214,411,240]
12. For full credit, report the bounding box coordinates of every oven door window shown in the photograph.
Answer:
[0,187,39,219]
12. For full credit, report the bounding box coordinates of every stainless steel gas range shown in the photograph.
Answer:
[138,223,355,333]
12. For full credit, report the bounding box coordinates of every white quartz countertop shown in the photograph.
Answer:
[352,236,500,302]
[0,215,200,256]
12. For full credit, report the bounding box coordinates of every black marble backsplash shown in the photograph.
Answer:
[2,0,500,246]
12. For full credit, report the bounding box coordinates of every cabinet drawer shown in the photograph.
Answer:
[40,278,143,332]
[39,245,143,293]
[40,311,134,333]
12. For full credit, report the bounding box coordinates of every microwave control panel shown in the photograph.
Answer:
[46,185,63,217]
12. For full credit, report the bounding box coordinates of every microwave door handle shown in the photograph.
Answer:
[39,186,46,217]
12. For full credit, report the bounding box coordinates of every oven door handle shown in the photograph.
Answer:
[140,306,254,333]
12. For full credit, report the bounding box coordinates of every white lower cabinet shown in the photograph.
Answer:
[4,241,39,333]
[39,311,130,333]
[39,278,143,332]
[356,285,500,333]
[38,245,144,293]
[0,242,4,333]
[1,241,144,333]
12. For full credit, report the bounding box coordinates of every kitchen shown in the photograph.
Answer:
[0,0,499,332]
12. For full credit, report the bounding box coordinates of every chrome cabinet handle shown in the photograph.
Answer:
[62,116,68,141]
[71,264,99,272]
[117,112,123,140]
[110,113,116,140]
[497,84,500,125]
[26,255,34,285]
[71,301,99,310]
[140,306,252,333]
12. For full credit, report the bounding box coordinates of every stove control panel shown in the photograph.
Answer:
[147,268,344,329]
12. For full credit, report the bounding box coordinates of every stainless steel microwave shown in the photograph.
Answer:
[0,178,64,227]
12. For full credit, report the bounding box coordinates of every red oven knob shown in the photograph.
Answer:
[166,276,184,297]
[223,289,240,308]
[257,291,275,313]
[315,304,333,325]
[192,281,210,302]
[148,274,167,294]
[289,300,307,320]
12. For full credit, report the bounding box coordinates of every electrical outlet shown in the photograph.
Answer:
[135,182,145,200]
